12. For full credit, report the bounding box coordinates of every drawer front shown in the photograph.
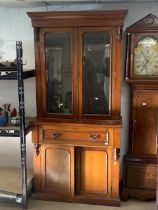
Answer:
[41,128,113,146]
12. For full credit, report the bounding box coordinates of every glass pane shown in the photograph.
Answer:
[83,31,111,115]
[134,37,158,76]
[45,32,72,114]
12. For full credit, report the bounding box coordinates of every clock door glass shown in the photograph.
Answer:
[134,37,158,76]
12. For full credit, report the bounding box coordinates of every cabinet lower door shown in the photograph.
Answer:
[41,144,74,195]
[75,147,111,196]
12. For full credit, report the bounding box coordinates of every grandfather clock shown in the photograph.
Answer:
[122,14,158,200]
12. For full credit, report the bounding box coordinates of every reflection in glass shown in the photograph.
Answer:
[45,32,72,114]
[83,32,111,115]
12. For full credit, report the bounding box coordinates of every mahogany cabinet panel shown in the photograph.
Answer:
[75,147,111,196]
[132,89,158,155]
[40,144,74,195]
[27,10,127,120]
[122,159,157,200]
[32,124,121,203]
[122,87,158,200]
[28,10,127,206]
[40,125,113,146]
[125,163,157,190]
[123,15,158,200]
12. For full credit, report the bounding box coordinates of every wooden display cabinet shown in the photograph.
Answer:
[28,10,127,206]
[122,14,158,200]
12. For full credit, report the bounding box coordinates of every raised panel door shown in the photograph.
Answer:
[132,89,158,155]
[41,144,74,195]
[75,147,111,196]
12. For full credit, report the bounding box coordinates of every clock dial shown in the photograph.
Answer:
[134,37,158,76]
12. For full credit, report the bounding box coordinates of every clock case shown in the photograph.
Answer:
[122,14,158,200]
[126,13,158,83]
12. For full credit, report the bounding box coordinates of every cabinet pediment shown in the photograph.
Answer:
[128,14,158,32]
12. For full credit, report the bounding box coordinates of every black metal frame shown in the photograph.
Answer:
[0,69,34,80]
[17,41,28,209]
[0,41,34,209]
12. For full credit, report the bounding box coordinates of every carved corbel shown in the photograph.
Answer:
[35,144,41,156]
[113,148,120,165]
[117,26,123,41]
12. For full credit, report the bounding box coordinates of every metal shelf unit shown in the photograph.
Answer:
[0,41,34,209]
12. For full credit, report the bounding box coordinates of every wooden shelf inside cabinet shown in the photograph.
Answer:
[0,118,33,137]
[0,69,35,80]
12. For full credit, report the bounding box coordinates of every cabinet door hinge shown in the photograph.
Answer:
[117,26,123,41]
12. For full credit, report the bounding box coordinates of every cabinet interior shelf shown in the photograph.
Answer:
[0,69,35,80]
[0,118,33,137]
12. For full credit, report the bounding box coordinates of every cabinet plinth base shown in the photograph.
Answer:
[32,192,120,207]
[122,155,157,201]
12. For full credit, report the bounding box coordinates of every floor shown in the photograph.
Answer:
[0,168,156,210]
[0,199,155,210]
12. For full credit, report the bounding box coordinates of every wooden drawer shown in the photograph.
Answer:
[41,128,113,146]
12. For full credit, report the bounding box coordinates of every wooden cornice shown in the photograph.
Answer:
[27,10,128,27]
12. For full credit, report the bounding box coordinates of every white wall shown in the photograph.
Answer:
[0,2,158,174]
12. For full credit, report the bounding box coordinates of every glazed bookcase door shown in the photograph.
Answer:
[39,28,78,118]
[78,27,118,120]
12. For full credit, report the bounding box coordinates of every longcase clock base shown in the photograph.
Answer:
[121,155,157,201]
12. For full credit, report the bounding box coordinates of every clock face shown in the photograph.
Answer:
[134,37,158,76]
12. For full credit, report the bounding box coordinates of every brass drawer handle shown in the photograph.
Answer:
[104,131,109,145]
[90,134,98,141]
[52,132,62,138]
